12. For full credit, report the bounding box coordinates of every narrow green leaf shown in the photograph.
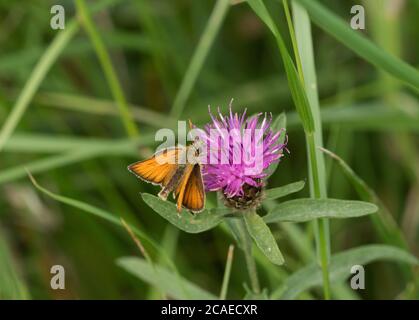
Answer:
[320,147,408,249]
[219,245,234,300]
[76,0,139,137]
[170,0,230,117]
[287,102,419,132]
[0,0,135,153]
[293,0,419,90]
[117,257,217,300]
[0,136,155,185]
[246,0,314,133]
[34,92,176,129]
[28,173,178,273]
[141,193,228,233]
[264,198,378,223]
[0,21,79,153]
[264,180,305,200]
[0,232,29,299]
[244,211,284,265]
[271,244,419,299]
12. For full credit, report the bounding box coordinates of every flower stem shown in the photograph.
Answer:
[239,217,260,294]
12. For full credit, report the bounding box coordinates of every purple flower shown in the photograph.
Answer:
[198,104,287,207]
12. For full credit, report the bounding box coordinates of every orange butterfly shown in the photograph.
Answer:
[128,143,205,213]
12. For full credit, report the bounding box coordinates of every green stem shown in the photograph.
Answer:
[219,245,235,300]
[239,218,260,294]
[291,2,331,299]
[75,0,139,138]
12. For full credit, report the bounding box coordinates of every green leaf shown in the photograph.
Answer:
[271,244,419,299]
[170,0,230,117]
[0,0,119,153]
[141,193,228,233]
[117,257,217,300]
[244,211,284,265]
[0,21,79,153]
[264,198,377,223]
[0,232,29,299]
[246,0,314,133]
[320,147,408,249]
[76,0,139,137]
[28,173,178,273]
[264,112,287,178]
[287,102,419,132]
[0,136,155,185]
[293,0,419,90]
[264,180,305,200]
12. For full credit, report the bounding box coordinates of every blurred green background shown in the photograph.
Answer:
[0,0,418,299]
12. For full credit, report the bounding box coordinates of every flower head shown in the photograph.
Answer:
[198,103,287,209]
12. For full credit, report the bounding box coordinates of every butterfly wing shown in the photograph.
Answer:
[128,148,181,186]
[174,164,194,213]
[178,164,205,213]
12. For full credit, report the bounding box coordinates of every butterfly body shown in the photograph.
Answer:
[128,143,205,213]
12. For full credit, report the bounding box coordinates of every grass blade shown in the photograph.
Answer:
[271,244,418,299]
[117,257,217,300]
[320,147,408,249]
[0,231,29,299]
[0,136,155,185]
[293,0,419,90]
[291,0,331,299]
[27,172,191,296]
[0,21,79,152]
[75,0,139,137]
[219,244,234,300]
[3,133,152,154]
[170,0,230,117]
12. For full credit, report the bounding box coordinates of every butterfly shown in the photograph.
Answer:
[128,142,205,213]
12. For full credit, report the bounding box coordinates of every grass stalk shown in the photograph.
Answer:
[289,1,331,299]
[0,21,79,153]
[0,0,123,153]
[219,245,235,300]
[170,0,230,117]
[75,0,139,137]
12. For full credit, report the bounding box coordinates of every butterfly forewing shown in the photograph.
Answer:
[128,145,205,213]
[128,148,181,186]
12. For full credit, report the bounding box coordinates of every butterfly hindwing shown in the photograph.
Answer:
[182,164,205,213]
[174,164,194,213]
